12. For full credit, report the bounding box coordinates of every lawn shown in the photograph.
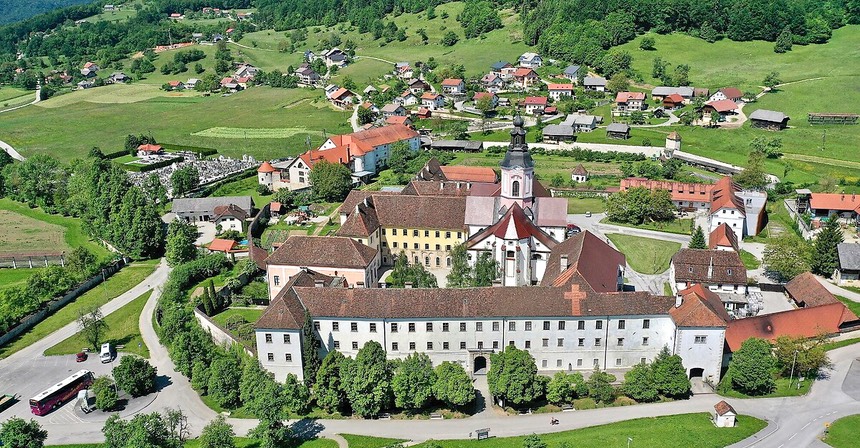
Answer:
[606,233,681,275]
[836,296,860,319]
[49,437,336,448]
[0,268,39,292]
[566,197,606,214]
[340,434,406,448]
[0,198,110,259]
[824,414,860,448]
[210,174,274,209]
[44,290,152,358]
[0,87,351,162]
[0,260,159,359]
[0,209,72,255]
[719,377,812,399]
[823,337,860,351]
[602,217,694,235]
[410,413,766,448]
[211,307,265,329]
[738,249,761,270]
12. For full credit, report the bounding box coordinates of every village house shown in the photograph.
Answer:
[523,96,548,115]
[651,86,694,102]
[109,72,129,83]
[408,79,430,95]
[167,80,185,91]
[171,196,254,223]
[709,223,739,252]
[220,77,240,91]
[381,103,407,118]
[548,84,574,101]
[234,64,259,79]
[266,235,380,298]
[542,124,575,143]
[499,66,518,81]
[707,176,767,241]
[703,100,739,121]
[563,65,581,83]
[294,65,320,85]
[512,68,540,89]
[77,80,94,89]
[571,164,588,183]
[518,52,543,68]
[393,62,413,79]
[605,123,630,140]
[80,62,99,78]
[322,48,347,67]
[416,107,432,119]
[567,115,600,132]
[472,92,499,109]
[481,73,505,92]
[714,401,737,428]
[213,204,248,232]
[709,87,743,103]
[669,249,748,295]
[185,78,200,89]
[615,92,646,112]
[441,78,465,95]
[749,109,790,130]
[329,88,356,109]
[662,93,684,110]
[490,61,513,76]
[582,76,607,92]
[836,243,860,283]
[420,92,445,110]
[802,192,860,220]
[395,90,418,106]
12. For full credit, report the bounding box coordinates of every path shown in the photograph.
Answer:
[227,40,276,52]
[0,139,26,161]
[629,110,679,128]
[0,84,39,115]
[349,102,361,132]
[354,55,396,65]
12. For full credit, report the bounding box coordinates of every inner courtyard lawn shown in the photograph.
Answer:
[606,233,681,275]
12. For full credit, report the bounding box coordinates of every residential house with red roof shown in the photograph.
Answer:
[669,284,731,383]
[212,204,248,232]
[548,84,574,101]
[663,93,685,109]
[615,92,646,112]
[420,92,445,110]
[512,68,539,89]
[385,115,412,127]
[523,96,548,115]
[709,87,744,103]
[481,73,505,92]
[703,99,739,121]
[709,223,739,252]
[329,87,355,108]
[441,78,465,95]
[807,192,860,220]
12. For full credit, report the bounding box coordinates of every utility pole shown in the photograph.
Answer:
[788,349,799,388]
[822,129,826,152]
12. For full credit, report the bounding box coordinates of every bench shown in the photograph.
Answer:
[430,413,443,420]
[379,413,391,420]
[562,404,575,412]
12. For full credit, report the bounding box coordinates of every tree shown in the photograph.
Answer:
[629,111,646,125]
[315,350,350,412]
[475,95,495,118]
[66,246,97,280]
[750,136,783,159]
[522,434,547,448]
[763,233,811,282]
[446,244,474,288]
[487,346,543,407]
[199,416,235,448]
[93,375,119,411]
[103,411,184,448]
[357,106,375,125]
[652,56,668,80]
[606,73,629,93]
[763,71,782,90]
[282,373,311,415]
[78,306,108,351]
[639,36,655,50]
[734,150,768,190]
[113,355,157,397]
[309,160,353,202]
[586,368,616,404]
[208,357,241,408]
[474,251,499,286]
[700,21,719,43]
[191,361,210,393]
[433,361,475,407]
[774,27,793,53]
[388,141,417,175]
[546,372,586,404]
[673,64,690,86]
[606,187,676,224]
[440,31,459,46]
[302,311,322,386]
[392,352,436,410]
[0,417,47,448]
[651,347,691,398]
[689,226,707,249]
[170,166,200,196]
[727,338,776,395]
[345,341,392,417]
[773,334,831,378]
[166,219,199,266]
[623,363,658,402]
[387,253,438,288]
[810,217,843,277]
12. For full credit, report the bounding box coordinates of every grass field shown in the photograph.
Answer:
[739,249,761,270]
[340,434,406,448]
[720,377,812,399]
[38,84,193,109]
[824,414,860,448]
[0,260,159,359]
[0,268,40,292]
[566,197,606,214]
[410,413,765,448]
[823,337,860,351]
[0,199,110,259]
[193,127,312,139]
[211,307,265,329]
[0,87,351,162]
[210,174,274,208]
[49,437,336,448]
[0,209,72,254]
[606,234,681,274]
[602,217,694,235]
[45,290,152,357]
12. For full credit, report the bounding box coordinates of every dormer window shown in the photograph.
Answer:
[727,269,733,275]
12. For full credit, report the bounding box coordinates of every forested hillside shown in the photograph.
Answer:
[0,0,94,25]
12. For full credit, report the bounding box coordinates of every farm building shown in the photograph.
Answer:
[605,123,630,139]
[749,109,790,130]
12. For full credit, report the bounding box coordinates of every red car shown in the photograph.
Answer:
[76,352,87,362]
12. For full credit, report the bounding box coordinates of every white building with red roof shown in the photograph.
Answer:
[548,84,574,101]
[615,91,646,111]
[420,92,445,110]
[523,96,548,115]
[441,78,465,95]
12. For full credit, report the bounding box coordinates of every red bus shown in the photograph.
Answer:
[30,370,94,416]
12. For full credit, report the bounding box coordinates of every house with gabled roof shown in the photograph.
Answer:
[563,65,581,82]
[548,84,574,101]
[490,61,513,75]
[512,68,539,88]
[583,76,607,92]
[615,92,646,111]
[472,91,498,109]
[749,109,790,130]
[420,92,445,110]
[408,78,430,94]
[481,73,505,92]
[329,87,356,108]
[709,87,743,103]
[669,249,747,294]
[571,164,588,183]
[709,223,739,252]
[518,52,543,68]
[395,90,418,106]
[523,96,548,115]
[441,78,465,95]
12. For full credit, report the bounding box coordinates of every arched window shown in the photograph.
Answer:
[435,257,440,266]
[512,180,520,196]
[425,257,430,266]
[446,257,452,267]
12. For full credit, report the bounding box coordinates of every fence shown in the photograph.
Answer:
[0,252,66,269]
[0,259,127,347]
[782,199,814,240]
[193,306,255,357]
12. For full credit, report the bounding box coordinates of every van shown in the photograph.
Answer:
[99,343,113,363]
[77,389,94,413]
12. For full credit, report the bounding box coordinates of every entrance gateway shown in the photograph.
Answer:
[469,349,494,375]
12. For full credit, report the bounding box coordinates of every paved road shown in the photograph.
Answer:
[0,139,26,162]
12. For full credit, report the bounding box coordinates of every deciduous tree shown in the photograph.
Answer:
[315,350,351,412]
[93,375,119,411]
[113,355,157,397]
[734,150,768,190]
[309,160,353,202]
[623,362,658,402]
[0,417,47,448]
[392,352,436,410]
[727,338,776,395]
[199,416,235,448]
[170,166,200,196]
[546,372,586,404]
[488,346,543,407]
[78,306,108,351]
[433,361,475,407]
[763,233,811,282]
[345,341,392,417]
[651,346,691,398]
[586,368,616,404]
[166,219,199,266]
[208,357,242,408]
[773,334,831,379]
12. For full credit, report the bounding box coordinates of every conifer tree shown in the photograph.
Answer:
[689,226,707,249]
[810,218,843,277]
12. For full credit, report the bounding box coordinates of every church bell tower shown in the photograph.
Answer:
[499,115,535,208]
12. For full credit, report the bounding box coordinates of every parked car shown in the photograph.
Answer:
[585,211,592,217]
[99,343,113,363]
[566,224,581,238]
[76,352,87,362]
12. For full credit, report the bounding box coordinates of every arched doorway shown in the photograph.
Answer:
[689,367,704,379]
[474,356,488,374]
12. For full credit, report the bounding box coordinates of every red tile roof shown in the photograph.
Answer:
[208,238,238,252]
[441,78,463,86]
[725,303,859,351]
[719,87,743,100]
[255,270,346,330]
[386,116,410,126]
[258,161,275,173]
[439,166,497,183]
[524,96,548,106]
[330,87,354,100]
[548,84,574,90]
[669,284,731,327]
[421,92,440,100]
[473,92,496,101]
[709,223,739,251]
[266,236,378,269]
[213,204,248,220]
[137,143,163,153]
[809,193,860,213]
[784,272,839,308]
[513,68,537,78]
[299,146,351,168]
[542,231,625,292]
[620,177,713,203]
[466,202,557,250]
[714,400,736,416]
[270,201,282,212]
[664,93,684,103]
[615,92,646,102]
[710,176,744,214]
[671,249,747,285]
[705,99,738,113]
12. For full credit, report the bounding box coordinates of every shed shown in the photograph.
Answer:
[836,243,860,283]
[430,140,483,152]
[542,124,575,143]
[713,401,737,427]
[571,164,588,183]
[749,109,790,130]
[606,123,630,139]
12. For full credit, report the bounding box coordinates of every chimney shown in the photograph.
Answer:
[707,257,714,280]
[314,280,325,287]
[440,182,444,191]
[560,255,569,273]
[404,282,413,288]
[675,293,683,308]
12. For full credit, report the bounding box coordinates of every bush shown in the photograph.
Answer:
[613,396,637,406]
[573,397,597,409]
[92,376,119,411]
[113,356,157,397]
